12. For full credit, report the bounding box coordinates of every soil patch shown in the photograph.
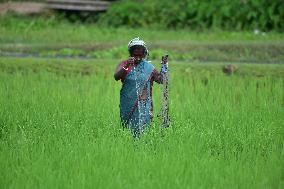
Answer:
[0,2,46,15]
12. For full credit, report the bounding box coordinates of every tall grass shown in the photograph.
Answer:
[0,58,283,189]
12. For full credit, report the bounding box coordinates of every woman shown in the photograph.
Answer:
[114,37,167,137]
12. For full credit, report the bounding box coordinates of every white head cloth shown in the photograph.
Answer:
[128,37,147,51]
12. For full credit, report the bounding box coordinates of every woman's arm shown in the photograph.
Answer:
[114,57,135,81]
[114,62,127,81]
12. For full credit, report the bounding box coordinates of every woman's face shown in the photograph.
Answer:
[131,47,145,63]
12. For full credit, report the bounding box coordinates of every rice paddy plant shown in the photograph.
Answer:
[0,58,283,189]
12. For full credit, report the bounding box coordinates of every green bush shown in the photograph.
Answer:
[98,0,284,31]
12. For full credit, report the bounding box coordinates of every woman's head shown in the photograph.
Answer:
[128,37,148,61]
[129,45,146,61]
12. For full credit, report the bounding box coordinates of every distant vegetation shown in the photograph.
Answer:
[0,1,283,63]
[0,0,283,31]
[0,14,283,63]
[98,0,284,31]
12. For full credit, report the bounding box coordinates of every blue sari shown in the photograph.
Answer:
[120,60,154,137]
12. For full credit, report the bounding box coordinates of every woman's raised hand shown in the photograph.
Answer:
[126,57,136,68]
[161,55,169,64]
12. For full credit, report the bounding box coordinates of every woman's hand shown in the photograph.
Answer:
[126,57,136,68]
[161,55,169,65]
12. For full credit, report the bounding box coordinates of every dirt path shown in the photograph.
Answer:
[0,2,46,15]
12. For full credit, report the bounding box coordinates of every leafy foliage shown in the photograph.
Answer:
[99,0,284,31]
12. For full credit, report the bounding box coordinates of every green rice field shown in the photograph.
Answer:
[0,57,283,188]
